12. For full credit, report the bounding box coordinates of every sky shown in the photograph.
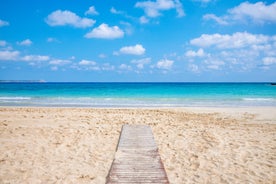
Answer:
[0,0,276,82]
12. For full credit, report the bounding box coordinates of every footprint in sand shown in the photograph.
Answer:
[189,154,200,170]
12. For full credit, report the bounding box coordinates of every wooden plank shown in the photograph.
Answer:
[106,125,169,184]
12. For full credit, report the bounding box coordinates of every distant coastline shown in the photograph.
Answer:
[0,80,46,83]
[0,81,275,84]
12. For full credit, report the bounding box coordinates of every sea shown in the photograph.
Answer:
[0,82,276,107]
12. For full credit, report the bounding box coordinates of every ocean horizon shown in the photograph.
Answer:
[0,82,276,107]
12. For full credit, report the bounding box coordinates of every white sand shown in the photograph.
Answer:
[0,107,275,183]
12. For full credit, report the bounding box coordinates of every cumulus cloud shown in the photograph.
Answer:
[229,1,276,23]
[85,23,124,39]
[204,59,225,70]
[0,49,51,64]
[0,19,9,27]
[79,59,96,65]
[193,0,212,3]
[119,64,132,71]
[203,14,228,25]
[156,59,174,70]
[110,7,124,15]
[185,48,205,57]
[135,0,185,18]
[0,50,20,61]
[190,32,269,49]
[131,58,151,69]
[102,63,115,71]
[17,39,32,46]
[119,44,145,55]
[72,60,100,71]
[263,57,276,65]
[49,59,71,65]
[21,55,50,62]
[204,2,276,25]
[85,6,99,15]
[139,16,150,24]
[188,32,276,72]
[46,10,95,28]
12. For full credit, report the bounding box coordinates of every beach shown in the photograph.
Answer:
[0,107,275,183]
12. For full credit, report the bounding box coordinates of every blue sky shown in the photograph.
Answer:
[0,0,276,82]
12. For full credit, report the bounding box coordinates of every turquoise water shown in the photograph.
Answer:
[0,83,276,107]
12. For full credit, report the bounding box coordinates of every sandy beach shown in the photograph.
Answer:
[0,107,275,183]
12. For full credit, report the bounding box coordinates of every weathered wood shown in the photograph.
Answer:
[106,125,169,184]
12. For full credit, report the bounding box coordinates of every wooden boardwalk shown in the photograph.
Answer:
[106,125,169,184]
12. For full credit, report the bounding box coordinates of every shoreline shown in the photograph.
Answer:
[1,106,276,122]
[1,107,275,183]
[1,105,276,109]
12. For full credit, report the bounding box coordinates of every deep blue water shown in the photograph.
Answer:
[0,82,276,107]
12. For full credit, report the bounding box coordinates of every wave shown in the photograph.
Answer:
[242,98,276,101]
[1,96,276,107]
[0,97,32,100]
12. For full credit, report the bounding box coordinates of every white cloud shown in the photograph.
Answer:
[204,59,225,70]
[193,0,212,2]
[17,39,32,46]
[0,50,50,63]
[204,2,276,25]
[51,66,58,71]
[72,61,100,71]
[135,0,185,18]
[91,66,101,71]
[0,40,7,47]
[190,32,269,49]
[47,37,59,43]
[110,7,124,15]
[120,21,134,35]
[79,59,96,65]
[86,66,101,71]
[119,64,132,70]
[139,16,150,24]
[156,59,174,70]
[207,65,220,70]
[46,10,95,28]
[203,14,228,25]
[185,48,205,57]
[188,64,200,73]
[21,55,50,62]
[102,63,115,71]
[229,1,276,23]
[192,0,215,2]
[49,59,71,65]
[85,23,124,39]
[119,44,145,55]
[85,6,99,15]
[131,58,151,69]
[0,50,20,61]
[263,57,276,65]
[174,0,185,17]
[187,32,276,72]
[0,19,9,27]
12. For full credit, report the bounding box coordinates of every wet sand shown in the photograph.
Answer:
[0,107,275,183]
